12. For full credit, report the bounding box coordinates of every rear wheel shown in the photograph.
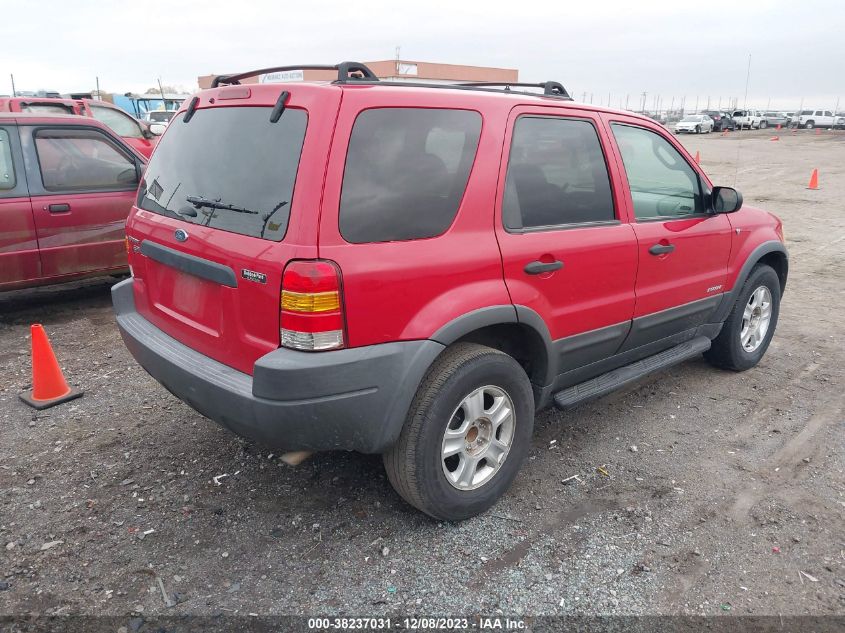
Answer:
[760,120,768,129]
[704,265,780,371]
[383,343,534,521]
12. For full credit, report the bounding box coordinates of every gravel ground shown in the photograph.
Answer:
[1,128,843,621]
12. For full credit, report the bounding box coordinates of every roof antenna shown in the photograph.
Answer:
[734,53,751,187]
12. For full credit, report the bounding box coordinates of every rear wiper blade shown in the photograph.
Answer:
[186,195,259,215]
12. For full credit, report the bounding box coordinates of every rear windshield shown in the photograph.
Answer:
[20,102,76,115]
[137,106,307,242]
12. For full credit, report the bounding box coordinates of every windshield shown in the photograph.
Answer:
[148,111,173,122]
[680,116,700,122]
[137,106,307,242]
[800,110,813,115]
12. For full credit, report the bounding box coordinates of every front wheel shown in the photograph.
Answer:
[383,343,534,521]
[704,264,781,371]
[805,121,815,129]
[760,120,768,129]
[695,125,701,134]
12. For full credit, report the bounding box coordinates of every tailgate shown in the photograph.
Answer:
[126,86,340,374]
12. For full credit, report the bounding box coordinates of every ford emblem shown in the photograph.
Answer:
[174,229,188,243]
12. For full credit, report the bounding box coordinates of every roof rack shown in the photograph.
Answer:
[211,62,378,88]
[455,81,572,99]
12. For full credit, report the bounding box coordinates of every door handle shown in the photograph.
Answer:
[47,203,71,213]
[524,260,563,275]
[649,243,675,255]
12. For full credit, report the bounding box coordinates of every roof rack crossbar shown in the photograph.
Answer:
[211,62,378,88]
[455,81,572,99]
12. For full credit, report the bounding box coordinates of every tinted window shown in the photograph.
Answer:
[339,108,481,243]
[611,123,703,219]
[138,107,307,242]
[90,105,143,138]
[503,117,614,230]
[0,129,15,190]
[34,128,137,192]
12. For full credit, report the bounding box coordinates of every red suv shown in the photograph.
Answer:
[113,62,787,521]
[0,97,159,158]
[1,113,146,291]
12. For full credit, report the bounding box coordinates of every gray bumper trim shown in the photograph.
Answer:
[112,279,444,453]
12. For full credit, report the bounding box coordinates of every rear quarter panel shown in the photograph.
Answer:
[317,87,514,347]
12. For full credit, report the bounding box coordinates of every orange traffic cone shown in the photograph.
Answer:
[18,324,83,409]
[770,136,779,141]
[776,124,781,130]
[807,168,820,190]
[694,151,701,164]
[815,128,821,135]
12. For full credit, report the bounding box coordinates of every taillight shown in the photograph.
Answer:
[280,260,345,351]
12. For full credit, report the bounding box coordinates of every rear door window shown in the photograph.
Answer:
[0,129,15,190]
[502,116,615,230]
[339,108,482,243]
[137,106,307,242]
[34,128,138,191]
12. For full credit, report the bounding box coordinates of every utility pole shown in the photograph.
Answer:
[158,77,166,110]
[625,94,630,110]
[695,95,699,113]
[641,92,647,113]
[10,73,16,97]
[95,76,101,101]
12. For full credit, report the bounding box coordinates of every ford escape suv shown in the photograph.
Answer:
[113,62,788,521]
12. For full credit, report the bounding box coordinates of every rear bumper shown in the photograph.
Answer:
[112,279,444,453]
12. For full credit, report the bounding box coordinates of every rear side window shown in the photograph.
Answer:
[138,107,307,242]
[0,129,15,190]
[339,108,482,243]
[89,105,144,138]
[611,123,703,219]
[34,128,138,192]
[503,117,614,230]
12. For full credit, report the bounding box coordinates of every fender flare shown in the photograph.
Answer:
[431,305,556,387]
[712,240,788,323]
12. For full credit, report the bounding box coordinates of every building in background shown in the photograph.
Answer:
[198,59,518,89]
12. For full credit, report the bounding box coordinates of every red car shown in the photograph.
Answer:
[0,112,146,291]
[0,97,159,158]
[113,62,787,520]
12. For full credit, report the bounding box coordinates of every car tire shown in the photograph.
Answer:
[383,343,535,521]
[760,120,768,129]
[704,264,781,372]
[805,120,814,129]
[695,125,701,134]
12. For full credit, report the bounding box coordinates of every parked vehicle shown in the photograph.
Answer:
[113,62,788,521]
[674,114,714,134]
[0,113,146,291]
[0,97,160,157]
[731,109,762,129]
[760,112,789,128]
[834,113,845,129]
[701,110,735,131]
[793,109,837,129]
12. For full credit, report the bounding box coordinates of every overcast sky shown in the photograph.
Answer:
[3,0,843,110]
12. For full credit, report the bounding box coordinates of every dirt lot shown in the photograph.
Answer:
[1,128,843,622]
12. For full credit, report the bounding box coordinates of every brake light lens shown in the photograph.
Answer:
[280,260,345,351]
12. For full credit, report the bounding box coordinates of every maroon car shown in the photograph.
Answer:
[0,112,146,291]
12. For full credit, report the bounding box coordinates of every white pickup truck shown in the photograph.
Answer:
[794,109,836,129]
[731,109,762,129]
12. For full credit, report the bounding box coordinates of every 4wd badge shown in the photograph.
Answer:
[241,269,267,284]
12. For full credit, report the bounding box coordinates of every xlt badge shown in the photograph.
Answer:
[241,269,267,284]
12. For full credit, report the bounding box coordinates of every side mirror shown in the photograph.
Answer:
[148,122,167,136]
[712,186,743,214]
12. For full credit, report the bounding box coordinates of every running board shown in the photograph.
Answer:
[553,336,711,410]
